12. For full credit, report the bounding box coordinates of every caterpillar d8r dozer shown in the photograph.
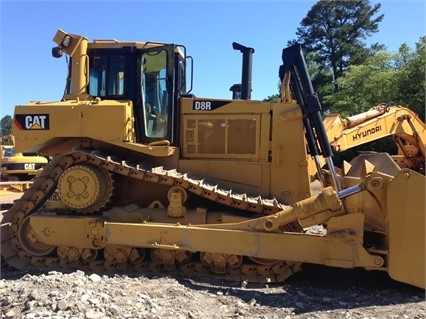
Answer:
[1,29,425,289]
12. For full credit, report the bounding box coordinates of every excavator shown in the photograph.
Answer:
[323,104,425,174]
[1,29,424,289]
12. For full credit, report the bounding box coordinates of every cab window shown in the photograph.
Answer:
[141,49,169,138]
[3,147,15,157]
[89,56,125,97]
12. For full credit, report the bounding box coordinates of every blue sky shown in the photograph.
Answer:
[0,0,425,118]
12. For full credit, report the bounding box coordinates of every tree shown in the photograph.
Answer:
[324,37,425,120]
[295,0,383,92]
[394,36,426,121]
[1,115,12,136]
[263,94,280,102]
[324,50,397,116]
[322,37,426,165]
[322,50,399,166]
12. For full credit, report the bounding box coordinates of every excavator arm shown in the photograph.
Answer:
[324,104,426,174]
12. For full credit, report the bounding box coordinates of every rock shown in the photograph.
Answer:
[4,309,16,318]
[248,298,257,306]
[57,299,68,310]
[2,295,13,306]
[29,290,39,300]
[81,293,91,302]
[108,304,119,314]
[0,263,425,319]
[88,273,102,283]
[85,309,103,319]
[75,270,86,277]
[88,298,100,305]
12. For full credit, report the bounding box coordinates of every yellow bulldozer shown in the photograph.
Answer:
[1,29,425,289]
[0,134,48,181]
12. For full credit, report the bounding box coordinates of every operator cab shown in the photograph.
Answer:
[59,38,189,146]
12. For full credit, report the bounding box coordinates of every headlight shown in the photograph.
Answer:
[62,35,71,47]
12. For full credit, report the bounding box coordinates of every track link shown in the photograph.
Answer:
[1,150,300,283]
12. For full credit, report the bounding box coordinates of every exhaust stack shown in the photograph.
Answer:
[232,42,254,100]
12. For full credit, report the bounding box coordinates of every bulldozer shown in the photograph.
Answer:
[1,29,424,289]
[0,134,48,181]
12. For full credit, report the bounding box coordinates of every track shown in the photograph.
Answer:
[1,150,302,283]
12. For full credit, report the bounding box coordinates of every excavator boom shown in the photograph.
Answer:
[324,104,425,173]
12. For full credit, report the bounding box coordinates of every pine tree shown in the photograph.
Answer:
[295,0,383,92]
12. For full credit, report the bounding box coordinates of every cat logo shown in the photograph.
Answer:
[14,114,50,130]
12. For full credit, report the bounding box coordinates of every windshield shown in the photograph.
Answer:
[3,147,15,157]
[141,49,169,138]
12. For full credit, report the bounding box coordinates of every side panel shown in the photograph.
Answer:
[182,114,261,159]
[388,169,425,289]
[179,97,272,196]
[179,97,270,160]
[12,101,134,153]
[270,103,311,204]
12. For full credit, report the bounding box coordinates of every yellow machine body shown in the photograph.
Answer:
[0,135,48,181]
[1,29,424,289]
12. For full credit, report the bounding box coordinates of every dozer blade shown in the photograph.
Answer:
[343,153,425,288]
[387,168,425,288]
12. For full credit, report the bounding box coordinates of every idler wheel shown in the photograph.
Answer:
[18,216,56,257]
[57,165,113,213]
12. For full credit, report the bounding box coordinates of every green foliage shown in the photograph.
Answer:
[324,51,398,116]
[263,94,280,102]
[394,36,426,121]
[304,52,335,111]
[1,115,12,136]
[323,37,426,165]
[267,1,424,166]
[295,0,383,90]
[324,37,425,121]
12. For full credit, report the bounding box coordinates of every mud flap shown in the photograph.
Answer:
[388,169,425,289]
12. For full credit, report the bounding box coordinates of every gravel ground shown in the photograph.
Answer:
[1,263,425,319]
[1,191,425,319]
